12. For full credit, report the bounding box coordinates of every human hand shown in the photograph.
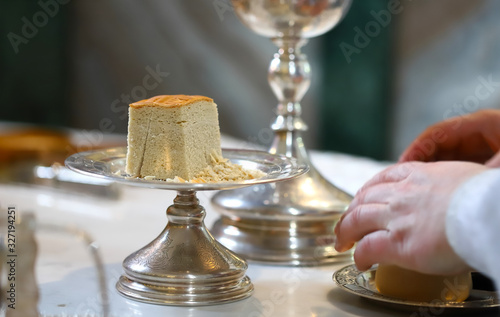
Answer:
[399,109,500,165]
[334,161,488,275]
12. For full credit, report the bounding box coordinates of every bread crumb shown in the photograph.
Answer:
[193,154,265,183]
[136,154,265,183]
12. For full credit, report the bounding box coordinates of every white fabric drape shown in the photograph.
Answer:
[447,168,500,289]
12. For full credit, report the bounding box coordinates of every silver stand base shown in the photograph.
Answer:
[116,191,253,306]
[116,274,252,306]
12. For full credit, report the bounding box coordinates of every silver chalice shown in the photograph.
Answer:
[211,0,353,265]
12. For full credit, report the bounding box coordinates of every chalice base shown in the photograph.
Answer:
[211,162,353,266]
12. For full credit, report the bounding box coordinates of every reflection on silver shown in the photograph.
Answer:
[65,148,306,306]
[211,0,353,266]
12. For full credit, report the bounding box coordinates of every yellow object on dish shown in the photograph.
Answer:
[126,95,264,182]
[375,264,472,302]
[126,95,222,180]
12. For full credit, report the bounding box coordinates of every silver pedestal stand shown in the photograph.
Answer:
[65,147,306,306]
[211,0,353,266]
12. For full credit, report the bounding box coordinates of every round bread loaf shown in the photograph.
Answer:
[375,264,472,302]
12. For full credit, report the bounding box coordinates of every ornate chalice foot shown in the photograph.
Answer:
[212,131,353,266]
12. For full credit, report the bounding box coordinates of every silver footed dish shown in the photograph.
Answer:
[64,146,308,306]
[333,264,499,313]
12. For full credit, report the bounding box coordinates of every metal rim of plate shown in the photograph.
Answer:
[333,264,500,313]
[65,147,307,306]
[65,147,308,191]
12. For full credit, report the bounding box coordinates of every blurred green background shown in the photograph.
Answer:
[1,0,497,161]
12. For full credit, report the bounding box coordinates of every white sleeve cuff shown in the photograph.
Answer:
[446,169,500,285]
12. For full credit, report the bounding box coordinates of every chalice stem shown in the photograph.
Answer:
[268,37,310,161]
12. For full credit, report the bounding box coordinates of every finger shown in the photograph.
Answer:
[398,140,436,163]
[334,203,390,253]
[483,112,500,151]
[353,230,404,271]
[453,133,495,163]
[486,150,500,167]
[398,117,464,163]
[349,178,405,212]
[359,162,420,191]
[399,111,500,163]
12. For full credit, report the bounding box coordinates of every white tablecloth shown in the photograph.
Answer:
[6,135,480,317]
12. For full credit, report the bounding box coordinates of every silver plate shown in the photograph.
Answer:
[65,147,308,190]
[333,264,499,313]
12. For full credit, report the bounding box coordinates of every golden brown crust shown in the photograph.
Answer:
[130,95,213,109]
